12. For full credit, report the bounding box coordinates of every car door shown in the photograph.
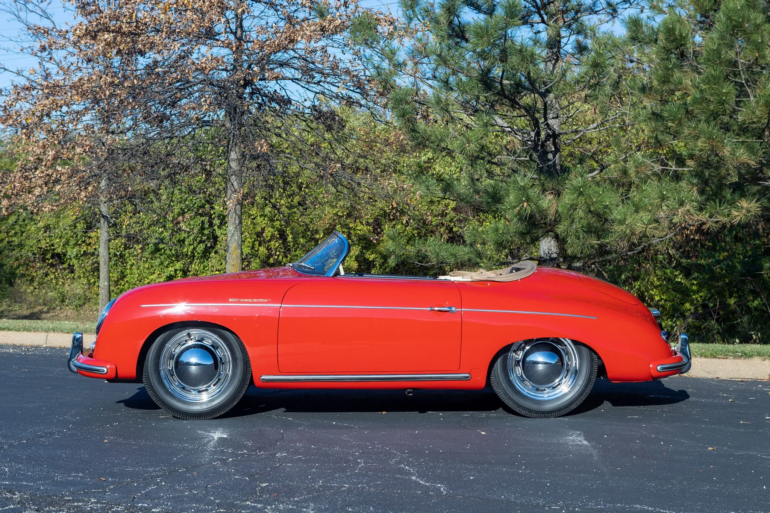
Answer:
[277,276,462,373]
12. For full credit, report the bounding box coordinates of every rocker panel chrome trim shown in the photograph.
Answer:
[260,373,471,383]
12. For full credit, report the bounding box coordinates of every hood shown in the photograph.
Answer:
[111,265,303,313]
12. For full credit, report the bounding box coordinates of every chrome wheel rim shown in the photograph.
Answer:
[508,338,579,401]
[160,330,232,403]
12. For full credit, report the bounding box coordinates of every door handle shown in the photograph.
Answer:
[429,306,457,313]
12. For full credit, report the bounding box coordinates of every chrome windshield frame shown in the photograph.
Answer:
[290,231,350,277]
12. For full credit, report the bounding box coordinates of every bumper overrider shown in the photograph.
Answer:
[67,333,117,379]
[650,334,692,379]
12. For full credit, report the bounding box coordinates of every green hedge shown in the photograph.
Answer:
[603,226,769,344]
[1,136,767,344]
[2,193,767,344]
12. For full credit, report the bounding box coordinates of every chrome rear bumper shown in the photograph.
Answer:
[656,334,691,374]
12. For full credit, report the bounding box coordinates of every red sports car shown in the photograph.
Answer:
[68,231,691,419]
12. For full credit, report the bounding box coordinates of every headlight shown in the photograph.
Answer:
[96,299,117,335]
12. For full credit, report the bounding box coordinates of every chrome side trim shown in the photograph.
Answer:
[429,306,457,313]
[140,303,427,311]
[141,303,281,308]
[282,304,431,311]
[463,308,597,320]
[139,303,594,319]
[72,360,109,375]
[260,373,471,383]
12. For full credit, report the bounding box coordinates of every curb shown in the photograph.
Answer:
[0,331,768,381]
[684,357,769,381]
[0,331,77,348]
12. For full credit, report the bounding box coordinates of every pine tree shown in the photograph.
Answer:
[372,0,766,275]
[626,0,768,228]
[372,0,641,269]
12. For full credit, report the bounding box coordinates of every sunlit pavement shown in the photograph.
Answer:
[1,345,768,512]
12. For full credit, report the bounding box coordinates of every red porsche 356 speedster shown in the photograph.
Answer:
[68,231,690,419]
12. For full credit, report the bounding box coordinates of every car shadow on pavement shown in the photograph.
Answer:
[117,387,160,410]
[569,379,690,416]
[117,379,690,418]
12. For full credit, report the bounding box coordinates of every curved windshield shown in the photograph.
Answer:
[292,232,349,276]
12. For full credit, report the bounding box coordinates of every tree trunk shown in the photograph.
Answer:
[540,0,563,178]
[542,92,561,177]
[98,173,111,310]
[539,235,559,266]
[226,141,243,273]
[225,1,245,274]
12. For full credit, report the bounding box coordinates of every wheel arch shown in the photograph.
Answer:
[484,338,605,387]
[135,320,246,381]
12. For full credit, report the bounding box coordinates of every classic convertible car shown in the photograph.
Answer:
[68,231,691,419]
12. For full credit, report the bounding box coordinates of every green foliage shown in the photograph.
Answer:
[0,208,98,308]
[603,226,769,343]
[1,0,770,345]
[0,117,459,309]
[0,319,96,334]
[689,343,770,359]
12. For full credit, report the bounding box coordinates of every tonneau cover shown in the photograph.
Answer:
[439,260,537,282]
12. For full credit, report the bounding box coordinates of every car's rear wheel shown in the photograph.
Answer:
[490,338,597,418]
[143,326,251,420]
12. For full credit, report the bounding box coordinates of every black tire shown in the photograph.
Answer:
[143,326,252,420]
[490,338,597,418]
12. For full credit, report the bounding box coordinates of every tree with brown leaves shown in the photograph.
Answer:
[1,0,391,310]
[0,0,146,309]
[62,0,388,273]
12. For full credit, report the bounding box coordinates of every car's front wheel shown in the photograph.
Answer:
[490,338,597,418]
[143,326,252,420]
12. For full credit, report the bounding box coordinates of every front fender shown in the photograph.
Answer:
[93,278,301,380]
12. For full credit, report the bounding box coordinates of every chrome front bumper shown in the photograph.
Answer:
[656,334,692,375]
[67,333,109,375]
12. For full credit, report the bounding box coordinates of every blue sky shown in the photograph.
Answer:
[0,1,71,88]
[0,0,626,90]
[0,0,402,89]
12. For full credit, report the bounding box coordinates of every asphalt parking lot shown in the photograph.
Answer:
[0,345,768,512]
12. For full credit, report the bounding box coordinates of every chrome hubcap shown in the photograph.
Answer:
[175,347,218,388]
[508,338,579,401]
[160,330,232,403]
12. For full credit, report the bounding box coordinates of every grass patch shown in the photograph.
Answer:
[0,318,95,334]
[690,343,770,360]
